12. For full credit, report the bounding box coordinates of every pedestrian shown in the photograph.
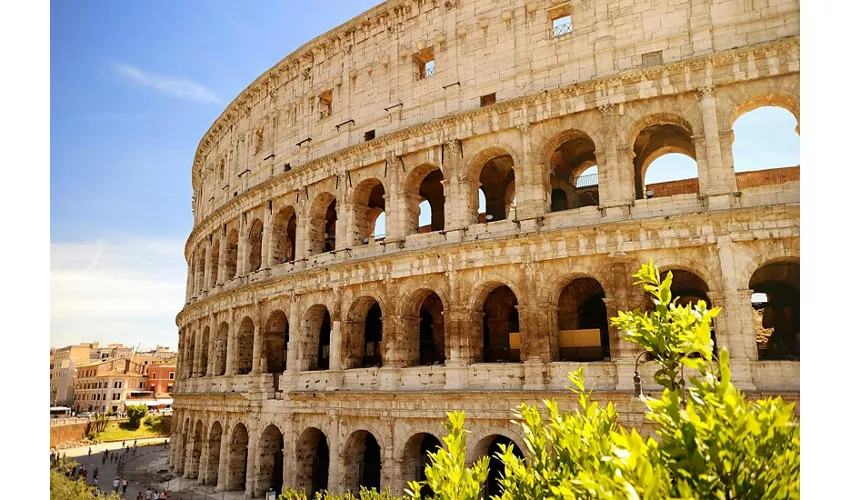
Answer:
[145,487,153,500]
[134,439,138,447]
[50,451,55,462]
[122,441,126,448]
[81,467,88,479]
[122,477,128,494]
[93,487,101,497]
[153,491,160,500]
[136,492,144,500]
[93,467,99,480]
[88,447,92,457]
[94,477,99,488]
[102,453,107,465]
[113,477,119,491]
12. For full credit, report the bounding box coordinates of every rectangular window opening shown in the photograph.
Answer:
[415,48,436,80]
[550,6,573,38]
[283,163,292,172]
[319,90,333,119]
[480,93,496,107]
[364,130,376,142]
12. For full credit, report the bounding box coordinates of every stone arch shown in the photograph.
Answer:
[470,432,526,498]
[295,427,330,497]
[270,205,297,265]
[226,422,249,491]
[235,316,255,375]
[195,246,207,292]
[343,294,386,369]
[246,218,264,273]
[307,192,337,255]
[554,276,610,362]
[469,279,523,364]
[341,430,383,493]
[188,419,203,478]
[730,92,800,131]
[303,304,333,371]
[178,417,191,473]
[404,163,445,234]
[184,330,195,379]
[652,256,720,296]
[264,310,289,373]
[198,326,210,377]
[627,113,698,200]
[351,178,387,245]
[465,146,519,223]
[401,432,442,495]
[541,129,600,212]
[213,321,229,376]
[410,288,446,366]
[748,258,800,361]
[209,237,220,286]
[206,421,223,485]
[224,227,238,281]
[255,424,284,496]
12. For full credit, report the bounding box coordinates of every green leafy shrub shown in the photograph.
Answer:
[51,459,120,499]
[125,404,148,430]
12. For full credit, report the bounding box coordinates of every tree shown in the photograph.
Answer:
[126,404,148,430]
[51,459,120,500]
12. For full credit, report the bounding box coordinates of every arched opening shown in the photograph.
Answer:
[342,431,382,493]
[481,285,521,363]
[646,269,715,353]
[548,132,599,211]
[213,322,228,376]
[633,118,698,199]
[210,238,220,286]
[271,207,297,265]
[305,305,332,371]
[256,424,284,496]
[556,278,609,361]
[477,155,515,222]
[345,298,383,369]
[295,428,329,497]
[178,418,190,473]
[418,292,446,366]
[227,423,249,491]
[473,435,524,498]
[352,179,386,245]
[196,247,207,292]
[308,194,337,255]
[407,166,445,234]
[235,317,254,375]
[265,310,289,374]
[402,433,441,498]
[206,421,223,485]
[247,219,263,273]
[198,327,210,377]
[224,228,238,281]
[732,106,800,189]
[184,331,195,378]
[749,261,799,361]
[189,420,203,478]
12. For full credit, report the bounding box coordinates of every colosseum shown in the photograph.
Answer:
[170,0,800,497]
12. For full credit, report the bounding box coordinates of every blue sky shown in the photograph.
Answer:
[49,1,799,350]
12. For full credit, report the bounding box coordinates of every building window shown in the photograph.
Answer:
[415,48,435,80]
[480,93,496,107]
[550,6,573,38]
[169,372,175,380]
[364,130,376,142]
[167,385,173,392]
[319,90,333,119]
[139,382,145,389]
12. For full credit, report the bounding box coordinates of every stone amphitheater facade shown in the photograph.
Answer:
[170,0,800,497]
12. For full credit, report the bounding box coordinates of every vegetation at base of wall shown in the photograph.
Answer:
[279,261,800,500]
[93,417,170,442]
[126,404,149,430]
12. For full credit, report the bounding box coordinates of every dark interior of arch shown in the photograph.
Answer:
[324,200,337,253]
[271,209,296,265]
[484,436,524,498]
[483,285,520,363]
[225,229,238,280]
[298,429,329,497]
[317,309,332,370]
[479,155,515,222]
[549,135,599,211]
[419,293,446,366]
[417,434,440,498]
[236,318,254,375]
[210,239,220,284]
[633,123,697,199]
[360,433,382,491]
[363,302,383,368]
[248,219,263,272]
[557,278,609,361]
[418,169,445,232]
[257,426,284,495]
[265,311,289,373]
[749,262,799,361]
[228,424,249,491]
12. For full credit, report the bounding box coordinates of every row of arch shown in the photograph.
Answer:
[180,258,800,380]
[189,98,800,297]
[175,417,525,498]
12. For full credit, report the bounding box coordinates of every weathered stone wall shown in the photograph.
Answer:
[173,0,800,497]
[50,421,92,448]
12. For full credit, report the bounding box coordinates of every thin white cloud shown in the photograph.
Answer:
[113,63,220,103]
[50,238,187,350]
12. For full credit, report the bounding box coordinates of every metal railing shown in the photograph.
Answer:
[424,65,435,78]
[574,173,598,188]
[552,22,573,38]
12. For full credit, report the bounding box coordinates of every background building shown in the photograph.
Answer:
[72,358,148,414]
[50,342,99,406]
[147,364,177,396]
[171,0,800,496]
